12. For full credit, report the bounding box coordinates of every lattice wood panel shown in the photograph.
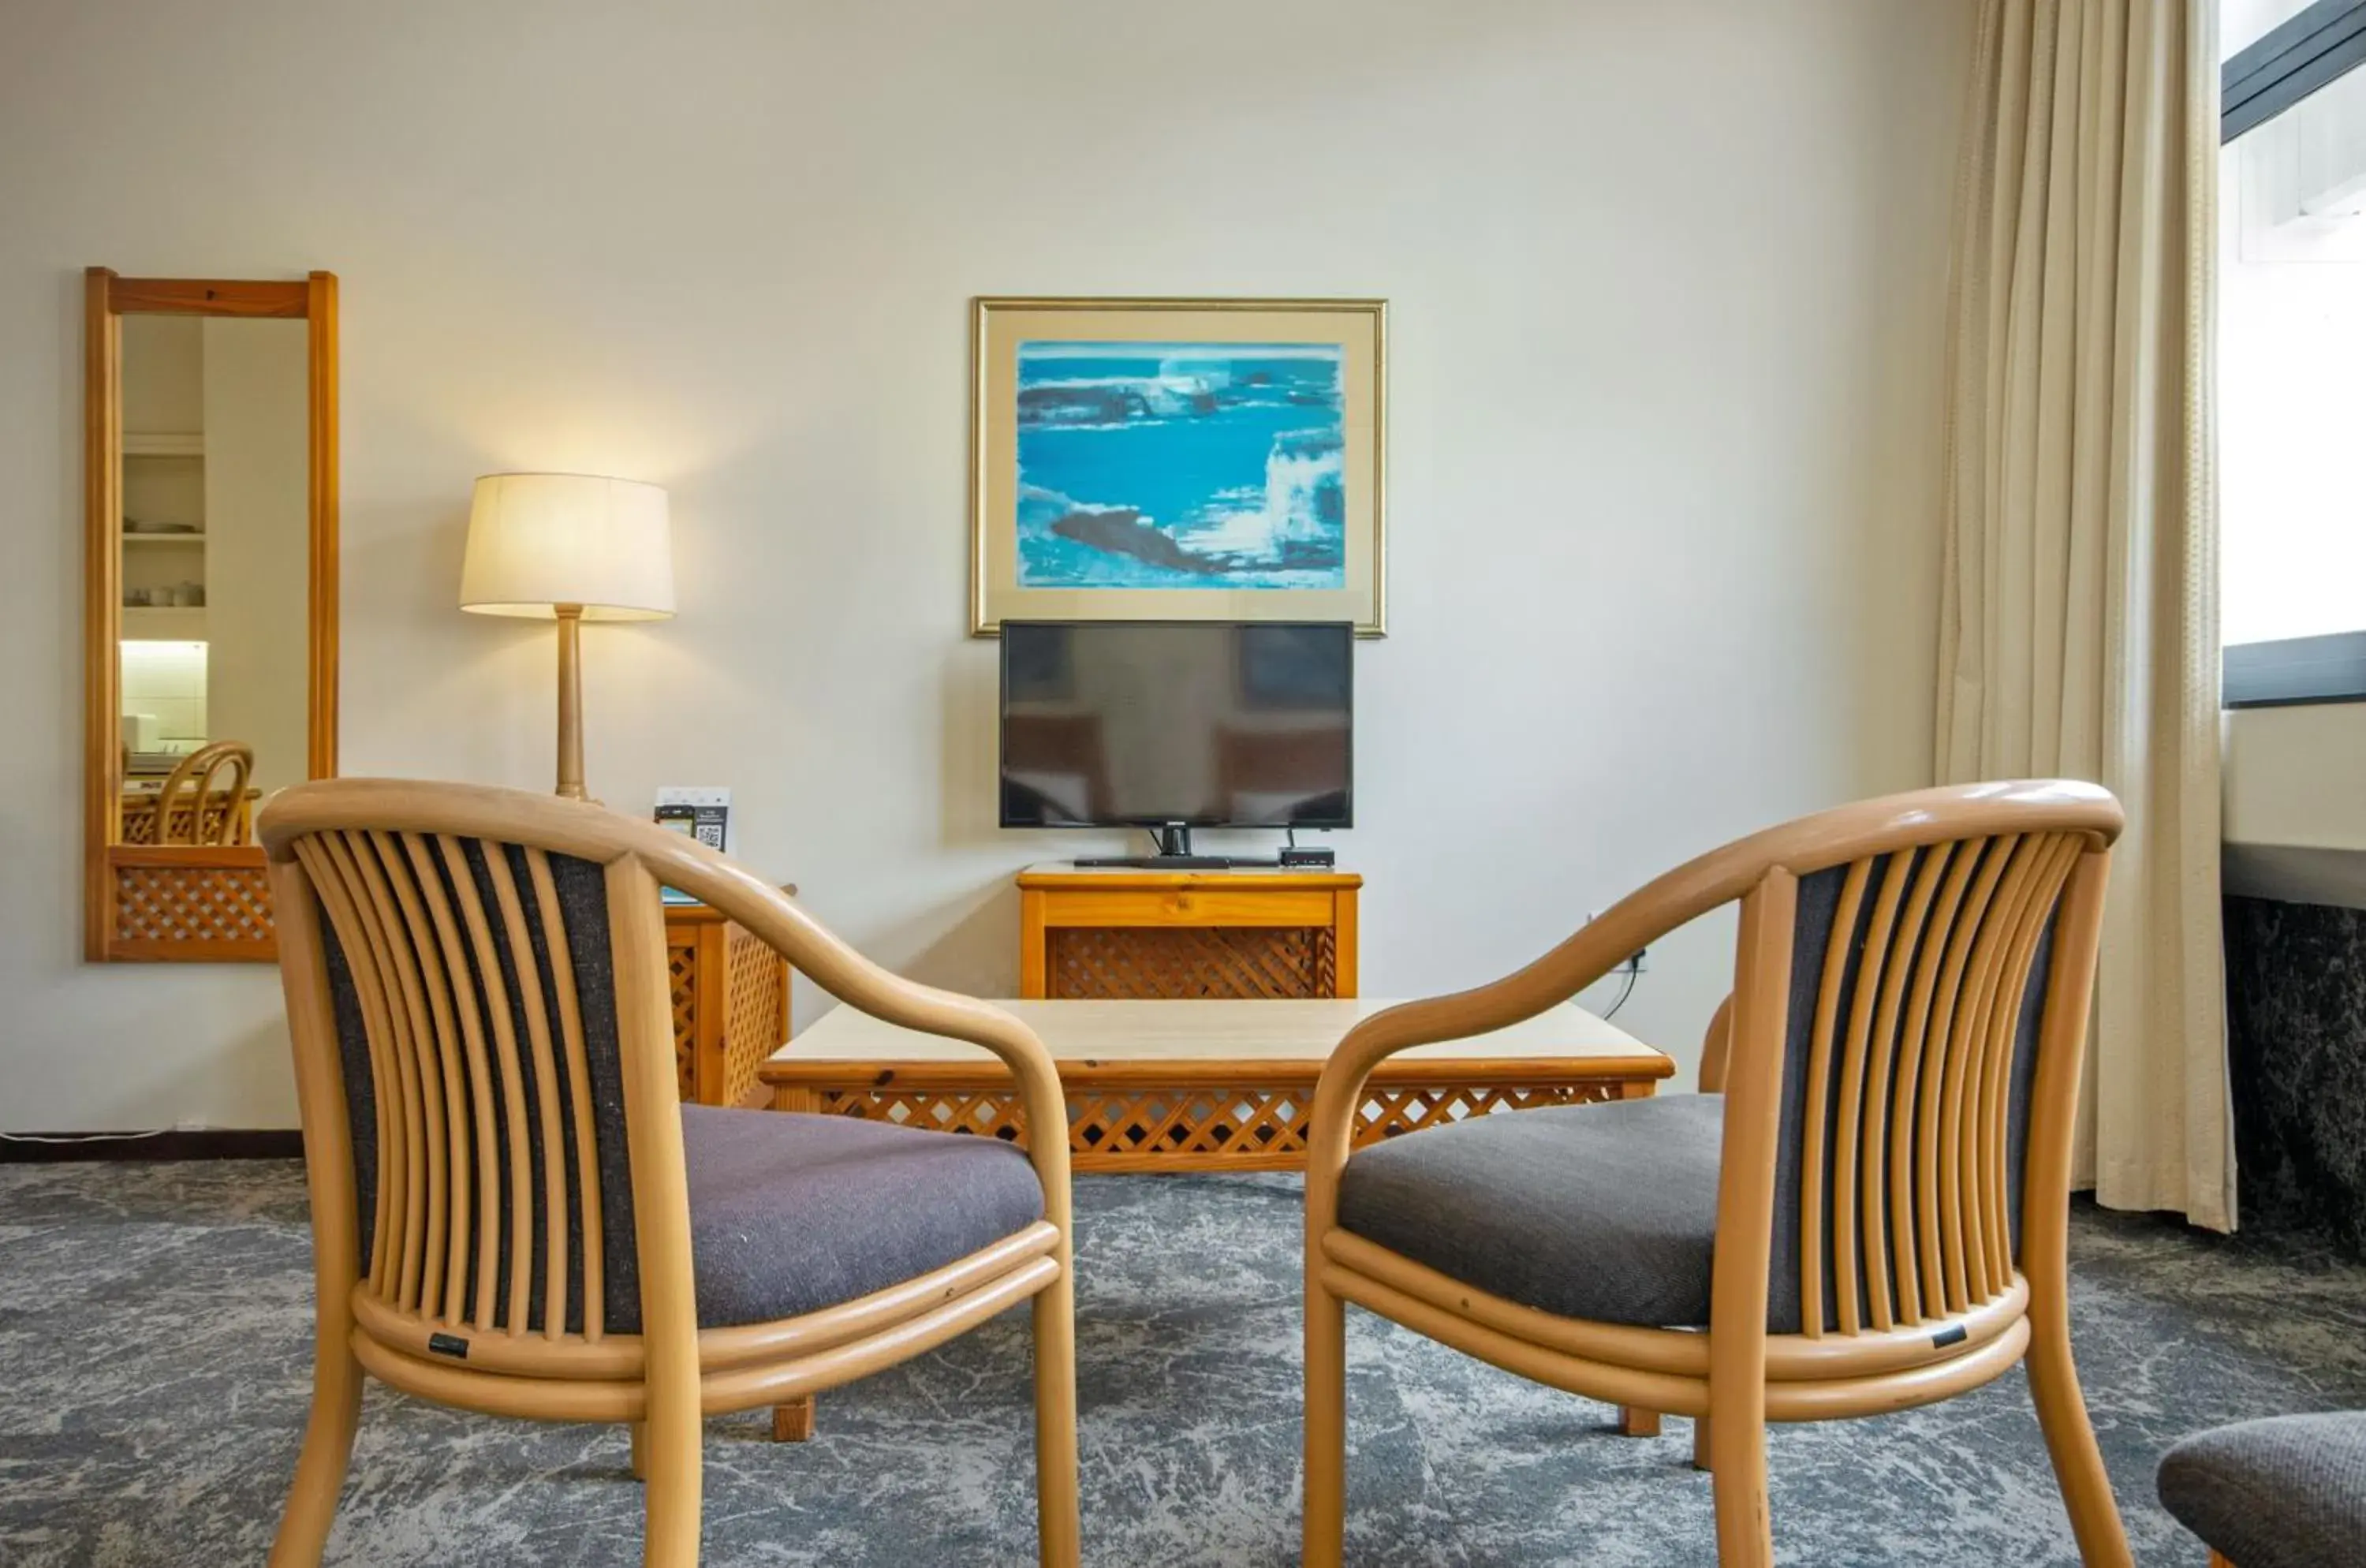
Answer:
[667,942,698,1099]
[118,797,248,846]
[721,924,788,1106]
[112,862,275,959]
[1047,925,1334,999]
[794,1078,1629,1172]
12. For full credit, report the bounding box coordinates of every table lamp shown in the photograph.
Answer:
[460,472,674,800]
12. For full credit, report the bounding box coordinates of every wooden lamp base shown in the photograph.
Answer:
[554,603,586,800]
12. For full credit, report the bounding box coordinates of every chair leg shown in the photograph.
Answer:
[1705,1391,1772,1568]
[1692,1416,1712,1472]
[2025,1293,2133,1566]
[771,1398,815,1442]
[267,1337,364,1567]
[1618,1407,1663,1437]
[638,1389,702,1566]
[1032,1266,1081,1568]
[629,1421,647,1481]
[1303,1264,1349,1568]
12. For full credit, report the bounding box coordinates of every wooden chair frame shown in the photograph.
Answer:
[152,740,256,846]
[1304,780,2133,1567]
[259,780,1079,1568]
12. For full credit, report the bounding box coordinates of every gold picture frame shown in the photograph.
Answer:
[970,296,1386,637]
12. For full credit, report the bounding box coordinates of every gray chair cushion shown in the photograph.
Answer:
[683,1105,1047,1329]
[1335,1094,1724,1328]
[2158,1413,2366,1568]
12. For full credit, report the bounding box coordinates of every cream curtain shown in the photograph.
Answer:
[1935,0,2234,1230]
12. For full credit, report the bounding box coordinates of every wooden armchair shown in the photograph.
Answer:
[1304,781,2131,1566]
[132,739,256,845]
[258,779,1078,1567]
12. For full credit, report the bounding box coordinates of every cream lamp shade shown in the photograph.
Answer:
[460,472,675,620]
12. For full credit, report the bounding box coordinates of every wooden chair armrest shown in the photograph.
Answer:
[636,852,1073,1204]
[1303,890,1697,1230]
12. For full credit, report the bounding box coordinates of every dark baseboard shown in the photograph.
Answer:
[0,1128,303,1163]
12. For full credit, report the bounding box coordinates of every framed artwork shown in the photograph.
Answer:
[970,297,1386,637]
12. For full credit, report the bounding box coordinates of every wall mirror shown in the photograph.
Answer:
[84,269,338,961]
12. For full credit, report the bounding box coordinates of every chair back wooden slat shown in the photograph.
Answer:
[1828,852,1913,1337]
[1915,836,2011,1317]
[482,844,574,1339]
[330,831,438,1312]
[1853,845,1948,1333]
[1982,834,2079,1297]
[370,830,466,1320]
[1793,857,1870,1341]
[433,834,537,1335]
[1886,839,1972,1323]
[372,835,454,1316]
[1953,834,2057,1298]
[527,846,608,1341]
[398,832,506,1329]
[293,835,404,1300]
[1933,834,2028,1311]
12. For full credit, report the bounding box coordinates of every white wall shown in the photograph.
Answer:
[0,0,1971,1130]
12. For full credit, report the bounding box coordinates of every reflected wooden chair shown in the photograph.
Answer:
[141,739,256,845]
[258,779,1079,1568]
[1304,781,2133,1567]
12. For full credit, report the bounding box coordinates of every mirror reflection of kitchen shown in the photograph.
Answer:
[115,313,308,849]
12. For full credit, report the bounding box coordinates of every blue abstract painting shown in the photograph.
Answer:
[1014,341,1346,589]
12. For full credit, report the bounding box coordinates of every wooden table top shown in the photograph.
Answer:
[761,998,1669,1082]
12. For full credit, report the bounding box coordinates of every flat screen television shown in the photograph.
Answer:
[999,621,1353,840]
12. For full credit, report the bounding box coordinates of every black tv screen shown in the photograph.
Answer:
[999,621,1353,829]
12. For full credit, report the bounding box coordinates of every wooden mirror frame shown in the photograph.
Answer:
[84,268,339,962]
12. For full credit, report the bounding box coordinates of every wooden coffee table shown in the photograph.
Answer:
[758,997,1672,1172]
[756,998,1674,1445]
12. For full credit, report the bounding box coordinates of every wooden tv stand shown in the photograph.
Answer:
[1016,863,1361,999]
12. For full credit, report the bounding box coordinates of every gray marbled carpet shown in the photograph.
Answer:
[3,1162,2364,1566]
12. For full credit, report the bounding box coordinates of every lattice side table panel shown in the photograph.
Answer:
[1046,925,1334,999]
[110,861,276,961]
[720,925,789,1107]
[667,942,698,1100]
[797,1077,1635,1172]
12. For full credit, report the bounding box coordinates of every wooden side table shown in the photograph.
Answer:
[1017,864,1361,999]
[663,894,795,1109]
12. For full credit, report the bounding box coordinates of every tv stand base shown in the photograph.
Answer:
[1073,823,1288,870]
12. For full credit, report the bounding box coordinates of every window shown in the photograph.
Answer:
[2220,0,2366,706]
